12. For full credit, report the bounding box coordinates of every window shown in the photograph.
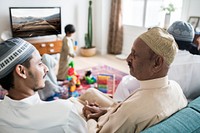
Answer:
[122,0,183,28]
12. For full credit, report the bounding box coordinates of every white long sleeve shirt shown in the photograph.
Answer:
[0,92,87,133]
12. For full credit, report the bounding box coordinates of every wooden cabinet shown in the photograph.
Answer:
[29,40,63,55]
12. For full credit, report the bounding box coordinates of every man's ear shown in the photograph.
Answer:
[152,56,163,73]
[15,64,27,79]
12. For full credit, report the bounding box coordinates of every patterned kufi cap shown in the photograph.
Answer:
[139,27,178,65]
[0,38,36,79]
[167,21,194,42]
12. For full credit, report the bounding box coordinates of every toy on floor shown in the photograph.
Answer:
[66,61,80,97]
[97,74,109,93]
[84,69,97,84]
[97,74,115,96]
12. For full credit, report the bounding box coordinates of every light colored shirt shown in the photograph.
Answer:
[169,50,200,100]
[114,50,200,102]
[67,37,75,56]
[114,76,139,102]
[90,76,187,133]
[0,92,87,133]
[57,36,75,80]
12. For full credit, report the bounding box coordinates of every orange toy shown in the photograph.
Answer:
[66,61,80,97]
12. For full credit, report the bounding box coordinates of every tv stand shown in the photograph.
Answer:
[27,39,63,55]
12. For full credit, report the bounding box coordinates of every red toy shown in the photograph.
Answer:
[66,61,80,97]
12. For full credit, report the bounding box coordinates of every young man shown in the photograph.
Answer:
[82,27,187,133]
[168,21,200,55]
[0,38,87,133]
[167,21,200,101]
[0,38,113,133]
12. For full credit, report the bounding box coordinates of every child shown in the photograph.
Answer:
[57,24,76,81]
[38,54,64,101]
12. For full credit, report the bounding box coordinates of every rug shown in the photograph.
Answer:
[76,65,128,96]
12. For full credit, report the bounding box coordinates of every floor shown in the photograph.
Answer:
[73,54,130,74]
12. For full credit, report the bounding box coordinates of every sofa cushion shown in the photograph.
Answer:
[141,107,200,133]
[188,96,200,113]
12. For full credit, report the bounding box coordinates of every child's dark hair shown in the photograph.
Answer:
[64,24,76,34]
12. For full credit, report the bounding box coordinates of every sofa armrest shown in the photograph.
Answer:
[141,107,200,133]
[188,96,200,113]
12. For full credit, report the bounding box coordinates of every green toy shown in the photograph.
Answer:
[84,70,96,84]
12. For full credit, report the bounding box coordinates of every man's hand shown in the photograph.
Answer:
[83,101,107,121]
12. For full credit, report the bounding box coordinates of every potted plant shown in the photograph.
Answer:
[80,0,96,57]
[161,3,176,29]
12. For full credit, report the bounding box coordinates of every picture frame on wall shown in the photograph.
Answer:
[196,19,200,32]
[188,16,199,31]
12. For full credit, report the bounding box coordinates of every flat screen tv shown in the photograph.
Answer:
[9,7,61,38]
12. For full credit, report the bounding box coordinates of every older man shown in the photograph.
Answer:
[82,27,187,133]
[114,21,200,102]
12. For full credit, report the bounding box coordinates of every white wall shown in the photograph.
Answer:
[181,0,200,21]
[0,0,199,56]
[187,0,200,18]
[122,25,147,56]
[0,0,87,45]
[94,0,111,55]
[121,0,200,56]
[0,0,112,55]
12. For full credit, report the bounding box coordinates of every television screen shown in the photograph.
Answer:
[9,7,61,38]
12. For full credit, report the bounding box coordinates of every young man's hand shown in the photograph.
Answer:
[83,101,107,121]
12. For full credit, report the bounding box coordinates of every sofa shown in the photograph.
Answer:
[141,96,200,133]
